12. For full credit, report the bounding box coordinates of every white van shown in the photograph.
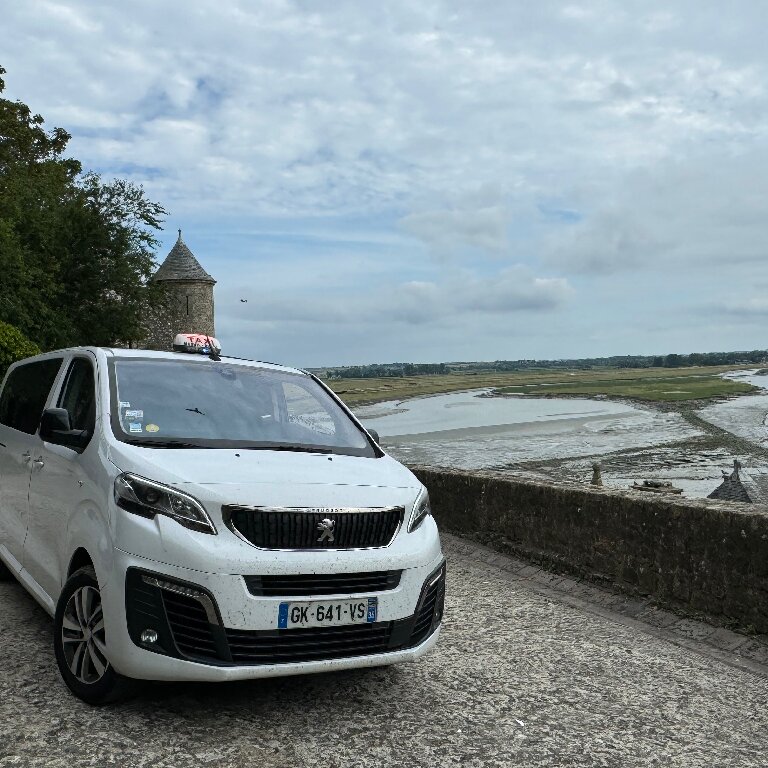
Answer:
[0,342,444,704]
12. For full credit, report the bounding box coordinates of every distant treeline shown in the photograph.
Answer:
[322,350,767,379]
[326,363,449,379]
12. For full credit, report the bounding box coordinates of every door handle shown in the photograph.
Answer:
[32,456,45,469]
[21,451,31,463]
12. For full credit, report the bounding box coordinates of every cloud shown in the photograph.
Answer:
[712,299,768,318]
[542,148,768,274]
[5,0,764,221]
[399,205,509,254]
[212,265,574,366]
[216,265,571,328]
[4,0,768,363]
[542,207,670,274]
[393,269,573,321]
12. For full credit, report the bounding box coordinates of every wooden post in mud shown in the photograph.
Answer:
[591,462,603,487]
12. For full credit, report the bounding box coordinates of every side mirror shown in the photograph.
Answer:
[40,408,89,451]
[368,428,380,444]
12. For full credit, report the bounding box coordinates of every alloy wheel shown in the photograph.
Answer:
[61,585,110,685]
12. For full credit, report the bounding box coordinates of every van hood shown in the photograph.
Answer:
[108,444,420,492]
[107,445,437,576]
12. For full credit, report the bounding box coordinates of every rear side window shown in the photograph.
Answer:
[0,359,63,435]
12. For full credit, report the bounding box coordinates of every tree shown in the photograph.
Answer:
[0,320,40,379]
[0,65,168,349]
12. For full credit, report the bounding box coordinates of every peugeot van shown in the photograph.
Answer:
[0,339,444,704]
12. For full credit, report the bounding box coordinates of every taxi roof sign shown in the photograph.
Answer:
[172,333,222,356]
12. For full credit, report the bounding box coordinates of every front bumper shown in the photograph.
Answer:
[101,549,445,682]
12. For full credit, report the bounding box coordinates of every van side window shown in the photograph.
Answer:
[0,359,63,435]
[58,358,96,434]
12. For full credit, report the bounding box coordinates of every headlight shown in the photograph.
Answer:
[409,487,432,532]
[114,473,216,535]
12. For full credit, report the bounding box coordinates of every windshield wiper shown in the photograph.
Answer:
[124,439,210,449]
[244,444,333,454]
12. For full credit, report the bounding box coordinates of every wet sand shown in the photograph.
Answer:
[355,373,768,499]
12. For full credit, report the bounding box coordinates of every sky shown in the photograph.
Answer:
[3,1,768,367]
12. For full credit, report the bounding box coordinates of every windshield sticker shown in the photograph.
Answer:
[145,424,160,433]
[119,401,131,408]
[128,422,143,433]
[125,409,144,419]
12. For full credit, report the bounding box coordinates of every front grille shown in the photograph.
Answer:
[244,571,402,597]
[224,506,403,549]
[162,591,220,661]
[225,623,393,664]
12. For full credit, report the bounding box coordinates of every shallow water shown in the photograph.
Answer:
[355,389,700,471]
[352,374,768,497]
[356,389,633,436]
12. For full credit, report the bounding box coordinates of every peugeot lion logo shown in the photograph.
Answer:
[316,518,336,543]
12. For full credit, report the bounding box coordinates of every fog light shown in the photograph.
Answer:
[141,629,159,644]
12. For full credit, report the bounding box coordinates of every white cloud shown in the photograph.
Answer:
[216,264,571,328]
[393,269,573,321]
[714,299,768,318]
[543,149,768,274]
[399,205,509,254]
[7,0,764,219]
[641,11,678,33]
[4,0,768,362]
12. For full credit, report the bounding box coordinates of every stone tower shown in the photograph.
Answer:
[143,230,216,351]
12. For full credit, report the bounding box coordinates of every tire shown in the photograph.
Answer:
[53,566,137,705]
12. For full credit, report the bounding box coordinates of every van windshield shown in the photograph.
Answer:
[109,358,376,457]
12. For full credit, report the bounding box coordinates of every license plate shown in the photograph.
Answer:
[277,597,378,629]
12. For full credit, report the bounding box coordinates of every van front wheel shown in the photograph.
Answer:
[53,566,137,705]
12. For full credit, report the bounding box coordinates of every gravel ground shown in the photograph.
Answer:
[1,534,767,768]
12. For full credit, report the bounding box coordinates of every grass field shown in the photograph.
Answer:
[325,366,757,406]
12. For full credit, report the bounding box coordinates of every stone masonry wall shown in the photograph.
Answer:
[411,466,768,632]
[143,281,215,351]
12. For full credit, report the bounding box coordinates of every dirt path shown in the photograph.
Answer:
[677,406,768,460]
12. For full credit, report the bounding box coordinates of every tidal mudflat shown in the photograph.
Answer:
[697,371,768,446]
[355,372,768,499]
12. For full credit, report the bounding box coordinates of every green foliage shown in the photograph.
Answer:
[0,65,168,349]
[494,375,755,402]
[327,364,757,406]
[0,321,40,380]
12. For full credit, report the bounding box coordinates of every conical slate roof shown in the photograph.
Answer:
[152,230,216,284]
[707,460,768,504]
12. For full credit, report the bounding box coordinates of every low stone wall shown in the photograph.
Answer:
[411,466,768,633]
